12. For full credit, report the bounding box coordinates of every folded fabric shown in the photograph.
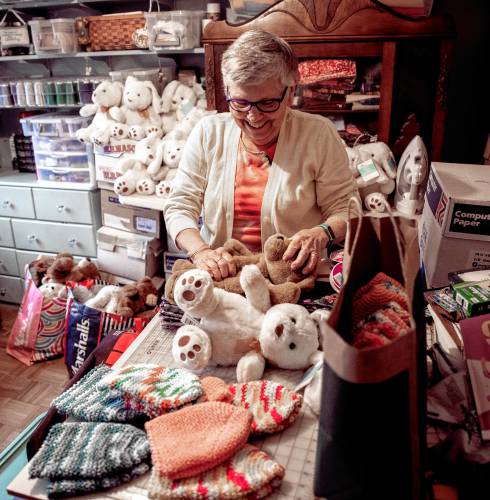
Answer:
[146,401,252,480]
[52,364,142,422]
[198,376,231,403]
[97,363,203,418]
[147,444,285,499]
[29,422,150,498]
[229,380,303,434]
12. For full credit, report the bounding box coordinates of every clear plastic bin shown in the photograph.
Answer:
[145,10,204,50]
[32,136,88,153]
[20,113,90,138]
[36,167,93,184]
[28,18,78,55]
[34,151,92,170]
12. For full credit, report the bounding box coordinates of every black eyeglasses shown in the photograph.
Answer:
[226,87,289,113]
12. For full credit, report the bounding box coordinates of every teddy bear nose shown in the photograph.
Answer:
[276,235,284,240]
[149,154,154,159]
[183,290,195,301]
[275,324,284,337]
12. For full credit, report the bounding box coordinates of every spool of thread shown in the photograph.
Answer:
[206,3,221,21]
[34,81,44,106]
[55,81,66,105]
[44,81,56,106]
[16,81,26,106]
[24,81,36,106]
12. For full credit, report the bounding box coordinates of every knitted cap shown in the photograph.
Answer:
[145,401,252,480]
[97,364,203,418]
[352,272,409,326]
[147,444,285,499]
[52,364,143,422]
[198,376,232,403]
[229,380,303,434]
[29,422,150,481]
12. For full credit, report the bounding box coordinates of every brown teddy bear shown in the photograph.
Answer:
[29,255,56,287]
[164,234,316,305]
[116,277,158,318]
[44,253,100,284]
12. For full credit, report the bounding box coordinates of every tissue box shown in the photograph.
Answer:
[96,226,164,281]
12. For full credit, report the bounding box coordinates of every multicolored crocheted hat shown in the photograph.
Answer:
[147,444,285,499]
[145,401,252,480]
[52,364,142,422]
[229,380,303,434]
[29,422,150,498]
[97,364,203,418]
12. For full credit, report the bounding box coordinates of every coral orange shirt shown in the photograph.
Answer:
[232,141,277,253]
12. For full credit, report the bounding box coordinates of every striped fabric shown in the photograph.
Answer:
[147,444,284,499]
[97,364,203,418]
[229,380,303,434]
[52,365,143,422]
[28,422,150,498]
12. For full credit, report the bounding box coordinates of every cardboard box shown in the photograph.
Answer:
[419,162,490,288]
[100,189,164,239]
[163,251,189,274]
[94,139,137,184]
[452,280,490,317]
[96,226,164,281]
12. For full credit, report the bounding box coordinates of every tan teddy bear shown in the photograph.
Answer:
[164,234,317,305]
[44,253,100,284]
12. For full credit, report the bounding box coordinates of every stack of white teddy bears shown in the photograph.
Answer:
[76,75,213,198]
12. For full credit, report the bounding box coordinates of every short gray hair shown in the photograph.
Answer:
[221,30,298,88]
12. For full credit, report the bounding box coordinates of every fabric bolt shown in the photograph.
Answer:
[28,422,150,498]
[97,363,203,418]
[198,376,232,403]
[229,380,303,434]
[145,401,252,480]
[52,364,142,422]
[147,443,285,499]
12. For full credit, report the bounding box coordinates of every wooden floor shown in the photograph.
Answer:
[0,303,68,454]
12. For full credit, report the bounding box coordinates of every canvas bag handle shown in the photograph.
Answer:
[0,9,26,26]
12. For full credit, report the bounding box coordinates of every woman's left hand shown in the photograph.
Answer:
[282,227,328,274]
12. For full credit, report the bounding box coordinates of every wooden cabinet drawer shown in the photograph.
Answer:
[0,274,23,303]
[0,217,14,247]
[0,247,19,276]
[32,188,101,225]
[0,186,35,219]
[12,219,97,257]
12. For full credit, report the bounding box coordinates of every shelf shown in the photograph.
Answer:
[0,47,204,62]
[0,105,82,110]
[0,0,171,11]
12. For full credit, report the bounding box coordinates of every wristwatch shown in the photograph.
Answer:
[317,223,336,247]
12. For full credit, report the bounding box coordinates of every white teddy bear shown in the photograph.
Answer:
[160,80,200,135]
[76,81,124,146]
[110,76,163,140]
[114,133,167,196]
[171,265,322,383]
[38,283,68,301]
[154,137,185,197]
[345,142,397,209]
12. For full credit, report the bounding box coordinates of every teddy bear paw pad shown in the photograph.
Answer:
[172,326,211,371]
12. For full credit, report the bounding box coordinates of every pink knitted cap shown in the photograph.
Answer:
[147,444,285,499]
[229,380,303,434]
[198,376,232,403]
[145,401,252,480]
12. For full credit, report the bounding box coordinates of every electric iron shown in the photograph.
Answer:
[394,135,429,216]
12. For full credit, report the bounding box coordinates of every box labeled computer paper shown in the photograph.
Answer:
[419,162,490,288]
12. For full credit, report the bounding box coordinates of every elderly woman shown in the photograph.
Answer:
[164,30,358,281]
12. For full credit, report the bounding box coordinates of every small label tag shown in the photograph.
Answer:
[357,159,379,182]
[135,216,157,234]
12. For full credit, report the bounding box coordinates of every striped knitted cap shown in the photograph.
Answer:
[45,462,150,499]
[147,444,285,499]
[145,401,252,480]
[229,380,303,434]
[198,376,232,403]
[352,272,409,326]
[28,422,150,481]
[52,365,143,422]
[97,364,203,418]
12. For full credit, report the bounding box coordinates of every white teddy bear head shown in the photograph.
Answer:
[92,80,123,108]
[162,138,185,168]
[39,282,67,301]
[122,76,161,114]
[160,80,198,114]
[134,132,161,165]
[173,268,219,318]
[259,303,320,370]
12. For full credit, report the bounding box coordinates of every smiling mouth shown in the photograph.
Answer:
[246,121,266,129]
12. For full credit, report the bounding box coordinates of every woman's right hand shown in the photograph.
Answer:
[193,246,237,281]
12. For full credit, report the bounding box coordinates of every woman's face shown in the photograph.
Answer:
[227,79,292,147]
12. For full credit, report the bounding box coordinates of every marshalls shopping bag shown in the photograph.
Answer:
[314,199,426,500]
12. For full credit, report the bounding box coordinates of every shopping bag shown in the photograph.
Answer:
[314,199,426,500]
[7,268,67,365]
[63,290,149,378]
